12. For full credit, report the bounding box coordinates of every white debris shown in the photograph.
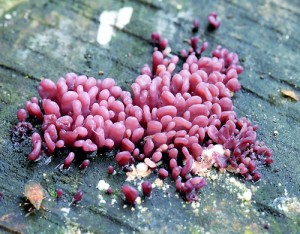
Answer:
[126,163,151,181]
[111,199,117,205]
[60,208,70,216]
[135,196,141,205]
[97,180,110,191]
[202,144,225,157]
[97,7,133,46]
[238,190,252,202]
[273,196,300,217]
[154,178,163,188]
[98,194,106,204]
[4,14,12,20]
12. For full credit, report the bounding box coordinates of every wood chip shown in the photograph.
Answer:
[281,89,298,101]
[126,164,151,181]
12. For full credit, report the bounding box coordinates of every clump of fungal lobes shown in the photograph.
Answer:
[15,14,273,203]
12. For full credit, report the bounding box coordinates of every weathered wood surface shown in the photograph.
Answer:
[0,0,299,233]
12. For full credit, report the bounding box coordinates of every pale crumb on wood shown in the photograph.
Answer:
[280,89,298,101]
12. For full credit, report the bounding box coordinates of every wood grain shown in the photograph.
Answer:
[0,0,299,233]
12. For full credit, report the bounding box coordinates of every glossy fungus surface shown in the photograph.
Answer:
[122,185,138,205]
[56,189,63,198]
[72,191,84,204]
[141,181,152,197]
[15,12,272,202]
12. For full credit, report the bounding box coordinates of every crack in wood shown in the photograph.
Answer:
[128,0,162,10]
[240,86,269,102]
[268,74,300,91]
[0,222,22,234]
[0,63,40,82]
[87,206,141,232]
[254,201,288,219]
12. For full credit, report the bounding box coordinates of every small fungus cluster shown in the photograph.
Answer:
[14,14,273,204]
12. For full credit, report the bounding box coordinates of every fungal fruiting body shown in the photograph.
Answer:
[107,165,114,174]
[192,18,199,32]
[56,189,63,198]
[71,191,84,204]
[208,12,221,29]
[15,14,273,202]
[141,181,152,197]
[122,185,138,205]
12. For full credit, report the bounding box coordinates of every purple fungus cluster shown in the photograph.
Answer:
[15,12,273,202]
[12,121,33,143]
[151,32,169,51]
[180,39,209,59]
[178,177,206,201]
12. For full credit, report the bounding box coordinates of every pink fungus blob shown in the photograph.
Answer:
[141,181,152,197]
[108,165,114,174]
[192,18,199,32]
[14,13,273,204]
[208,12,221,29]
[17,109,27,122]
[158,168,169,180]
[28,133,42,161]
[106,187,113,195]
[179,177,206,201]
[56,189,63,198]
[72,191,83,204]
[116,151,134,167]
[122,185,138,205]
[63,152,75,169]
[79,159,90,170]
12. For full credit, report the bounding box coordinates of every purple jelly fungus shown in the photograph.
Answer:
[106,187,113,195]
[159,38,168,50]
[56,189,63,198]
[64,152,75,169]
[72,191,83,204]
[14,15,273,204]
[192,18,199,32]
[108,165,114,174]
[151,32,160,42]
[158,168,169,180]
[122,185,138,205]
[79,159,90,170]
[190,36,199,50]
[141,181,152,197]
[17,109,27,122]
[208,12,221,29]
